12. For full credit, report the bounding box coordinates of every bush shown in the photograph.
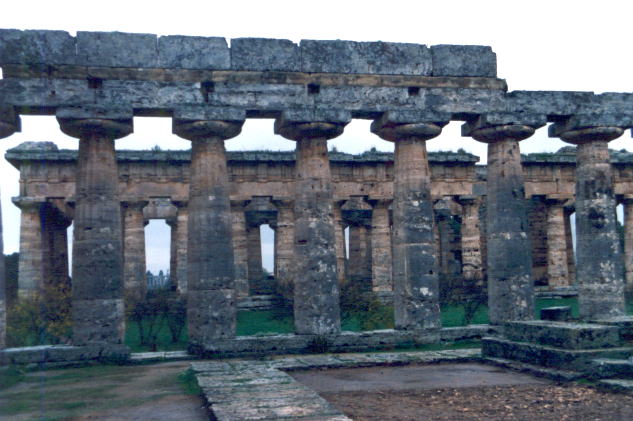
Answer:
[6,283,72,347]
[339,279,394,331]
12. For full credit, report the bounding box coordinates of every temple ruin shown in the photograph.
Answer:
[1,29,633,361]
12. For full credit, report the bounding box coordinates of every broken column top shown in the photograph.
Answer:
[0,29,497,77]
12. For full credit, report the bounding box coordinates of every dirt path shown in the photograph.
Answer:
[293,363,633,421]
[0,361,208,421]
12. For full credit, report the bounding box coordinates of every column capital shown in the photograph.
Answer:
[371,111,449,142]
[172,107,245,141]
[12,196,45,212]
[462,112,546,143]
[121,199,149,210]
[56,106,133,140]
[0,105,21,139]
[274,109,350,141]
[549,114,627,144]
[456,194,482,206]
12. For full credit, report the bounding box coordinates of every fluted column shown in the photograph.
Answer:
[550,120,626,319]
[457,195,483,286]
[172,202,189,295]
[246,224,264,292]
[545,198,570,288]
[463,113,545,324]
[370,199,393,292]
[57,106,133,345]
[173,107,244,347]
[272,199,295,301]
[122,200,148,302]
[14,198,45,297]
[623,197,633,291]
[0,106,20,350]
[274,109,350,335]
[231,201,249,297]
[333,201,347,283]
[372,111,449,330]
[564,205,576,285]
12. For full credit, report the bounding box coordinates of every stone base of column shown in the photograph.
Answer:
[72,298,124,345]
[188,289,236,345]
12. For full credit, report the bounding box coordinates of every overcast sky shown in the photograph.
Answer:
[1,1,632,272]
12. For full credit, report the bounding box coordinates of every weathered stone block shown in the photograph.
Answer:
[504,321,621,350]
[549,114,633,137]
[507,91,592,116]
[188,289,236,344]
[76,31,158,68]
[431,45,496,77]
[540,306,572,322]
[462,112,547,135]
[301,40,432,75]
[482,336,632,371]
[373,110,451,127]
[231,38,299,71]
[56,106,134,122]
[0,106,20,137]
[158,35,230,69]
[72,298,124,345]
[0,29,76,65]
[279,108,351,124]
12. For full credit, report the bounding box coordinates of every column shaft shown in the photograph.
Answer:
[187,137,236,343]
[293,137,341,334]
[371,201,393,292]
[485,138,534,323]
[624,201,633,291]
[122,202,147,302]
[16,201,44,297]
[546,201,570,287]
[574,140,625,318]
[231,203,249,297]
[392,138,441,329]
[459,198,483,286]
[246,225,264,292]
[72,134,125,344]
[273,201,295,301]
[333,202,347,283]
[174,206,189,295]
[564,207,576,285]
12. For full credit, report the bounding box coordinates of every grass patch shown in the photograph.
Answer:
[236,307,294,336]
[0,366,26,390]
[178,369,202,396]
[124,316,188,352]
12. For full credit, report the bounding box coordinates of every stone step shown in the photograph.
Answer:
[589,358,633,379]
[482,336,633,371]
[596,378,633,394]
[503,320,621,350]
[483,357,584,381]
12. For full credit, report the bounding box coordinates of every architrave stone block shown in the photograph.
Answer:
[158,35,230,69]
[76,31,158,68]
[0,29,76,66]
[431,45,496,77]
[231,38,299,71]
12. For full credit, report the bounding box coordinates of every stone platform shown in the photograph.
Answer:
[191,348,480,420]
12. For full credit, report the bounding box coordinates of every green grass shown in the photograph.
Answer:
[124,317,188,352]
[236,307,294,336]
[177,369,202,396]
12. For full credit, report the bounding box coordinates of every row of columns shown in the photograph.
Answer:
[1,104,630,350]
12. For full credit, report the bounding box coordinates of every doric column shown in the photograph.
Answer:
[564,204,576,285]
[545,197,570,288]
[333,201,347,283]
[550,118,626,319]
[57,106,133,345]
[369,199,393,292]
[623,197,633,291]
[166,218,178,289]
[274,109,350,335]
[173,107,244,347]
[272,199,295,301]
[231,200,249,297]
[13,198,45,297]
[172,202,189,295]
[457,195,483,286]
[463,113,545,324]
[122,200,148,302]
[246,224,264,292]
[372,111,449,330]
[0,106,20,350]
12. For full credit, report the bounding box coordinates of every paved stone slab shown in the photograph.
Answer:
[504,320,622,350]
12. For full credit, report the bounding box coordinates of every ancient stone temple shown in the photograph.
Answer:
[1,29,633,357]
